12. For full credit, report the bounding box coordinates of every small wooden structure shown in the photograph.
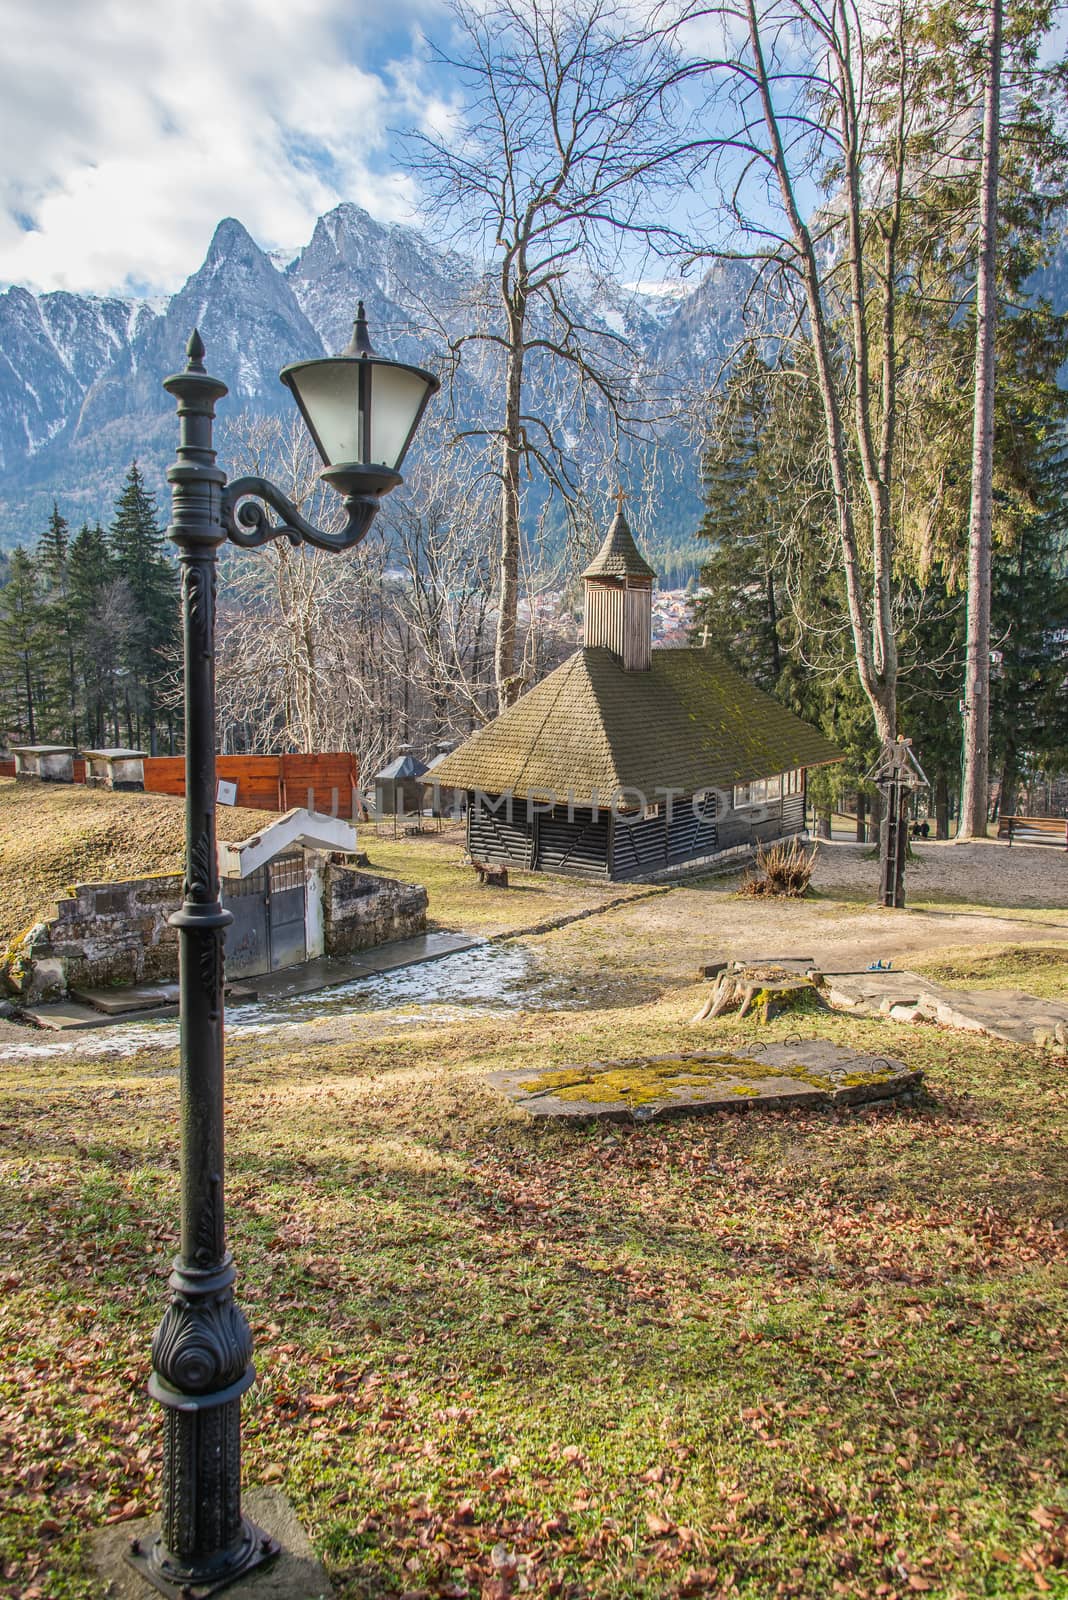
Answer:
[374,750,428,817]
[11,745,76,782]
[692,962,824,1024]
[866,737,929,908]
[423,743,463,819]
[142,752,360,816]
[82,748,147,791]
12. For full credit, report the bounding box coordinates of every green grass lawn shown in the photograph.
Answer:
[1,982,1066,1600]
[910,945,1068,1001]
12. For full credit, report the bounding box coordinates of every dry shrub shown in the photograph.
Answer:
[740,838,817,898]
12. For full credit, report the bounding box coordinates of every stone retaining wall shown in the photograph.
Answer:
[5,864,429,1003]
[7,875,184,1002]
[324,865,428,956]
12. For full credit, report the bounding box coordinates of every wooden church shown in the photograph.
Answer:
[431,504,841,880]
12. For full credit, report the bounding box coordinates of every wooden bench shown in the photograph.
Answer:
[997,815,1068,848]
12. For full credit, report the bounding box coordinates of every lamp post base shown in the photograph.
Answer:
[94,1490,331,1600]
[125,1515,279,1598]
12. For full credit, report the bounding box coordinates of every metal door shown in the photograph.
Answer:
[267,854,306,971]
[222,868,269,977]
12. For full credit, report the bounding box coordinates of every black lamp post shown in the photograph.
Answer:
[127,307,437,1598]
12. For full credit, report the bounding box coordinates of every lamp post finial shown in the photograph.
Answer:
[186,328,206,373]
[348,299,374,357]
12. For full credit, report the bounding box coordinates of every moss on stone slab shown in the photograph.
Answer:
[519,1050,904,1107]
[519,1056,769,1105]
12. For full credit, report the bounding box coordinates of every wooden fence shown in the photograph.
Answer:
[142,753,361,817]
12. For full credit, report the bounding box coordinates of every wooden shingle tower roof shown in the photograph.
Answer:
[580,498,656,581]
[431,648,841,805]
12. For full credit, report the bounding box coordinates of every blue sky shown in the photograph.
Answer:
[3,0,1063,302]
[0,0,459,296]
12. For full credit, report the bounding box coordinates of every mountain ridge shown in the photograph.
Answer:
[0,203,735,555]
[2,204,1064,560]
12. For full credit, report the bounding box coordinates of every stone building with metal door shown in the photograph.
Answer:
[4,808,428,1002]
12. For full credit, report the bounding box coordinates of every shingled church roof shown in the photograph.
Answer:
[431,646,841,806]
[580,506,657,581]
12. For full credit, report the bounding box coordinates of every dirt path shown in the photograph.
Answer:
[812,834,1067,910]
[528,839,1067,992]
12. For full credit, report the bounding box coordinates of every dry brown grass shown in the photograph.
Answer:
[739,837,817,898]
[0,778,277,947]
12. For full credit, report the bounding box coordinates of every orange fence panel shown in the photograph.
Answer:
[142,754,361,817]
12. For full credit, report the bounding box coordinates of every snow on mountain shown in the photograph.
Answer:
[0,206,750,547]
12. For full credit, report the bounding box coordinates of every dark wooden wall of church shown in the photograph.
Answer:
[466,782,806,881]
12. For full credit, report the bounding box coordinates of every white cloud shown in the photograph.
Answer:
[0,0,437,295]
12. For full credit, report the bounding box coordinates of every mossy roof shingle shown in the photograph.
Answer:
[431,647,842,805]
[580,509,657,580]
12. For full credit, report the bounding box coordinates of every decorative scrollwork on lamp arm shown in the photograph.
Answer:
[221,465,403,554]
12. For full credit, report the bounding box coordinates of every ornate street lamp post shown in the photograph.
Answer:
[127,309,437,1598]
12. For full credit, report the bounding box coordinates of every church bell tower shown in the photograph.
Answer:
[581,495,656,672]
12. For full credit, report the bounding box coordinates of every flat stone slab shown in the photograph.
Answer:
[73,981,181,1014]
[825,971,1068,1047]
[490,1039,920,1123]
[22,998,121,1031]
[23,935,477,1029]
[91,1487,332,1598]
[241,931,478,1001]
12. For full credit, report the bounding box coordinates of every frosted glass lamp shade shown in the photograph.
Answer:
[281,328,438,475]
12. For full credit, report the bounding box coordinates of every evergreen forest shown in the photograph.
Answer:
[0,465,180,754]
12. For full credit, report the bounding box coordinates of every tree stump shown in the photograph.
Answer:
[691,962,824,1025]
[471,858,509,888]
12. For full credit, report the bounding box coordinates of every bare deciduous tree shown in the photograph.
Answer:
[409,0,694,710]
[674,0,956,745]
[212,412,538,771]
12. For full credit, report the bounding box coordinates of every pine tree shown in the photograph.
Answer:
[691,349,833,693]
[38,502,68,589]
[36,502,79,744]
[0,549,44,743]
[68,522,121,747]
[108,462,178,752]
[988,303,1068,811]
[691,351,782,690]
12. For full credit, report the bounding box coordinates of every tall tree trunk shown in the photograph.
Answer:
[745,0,895,746]
[960,0,1002,838]
[998,741,1019,823]
[495,325,525,713]
[23,653,36,744]
[765,564,781,680]
[67,638,78,748]
[935,769,950,839]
